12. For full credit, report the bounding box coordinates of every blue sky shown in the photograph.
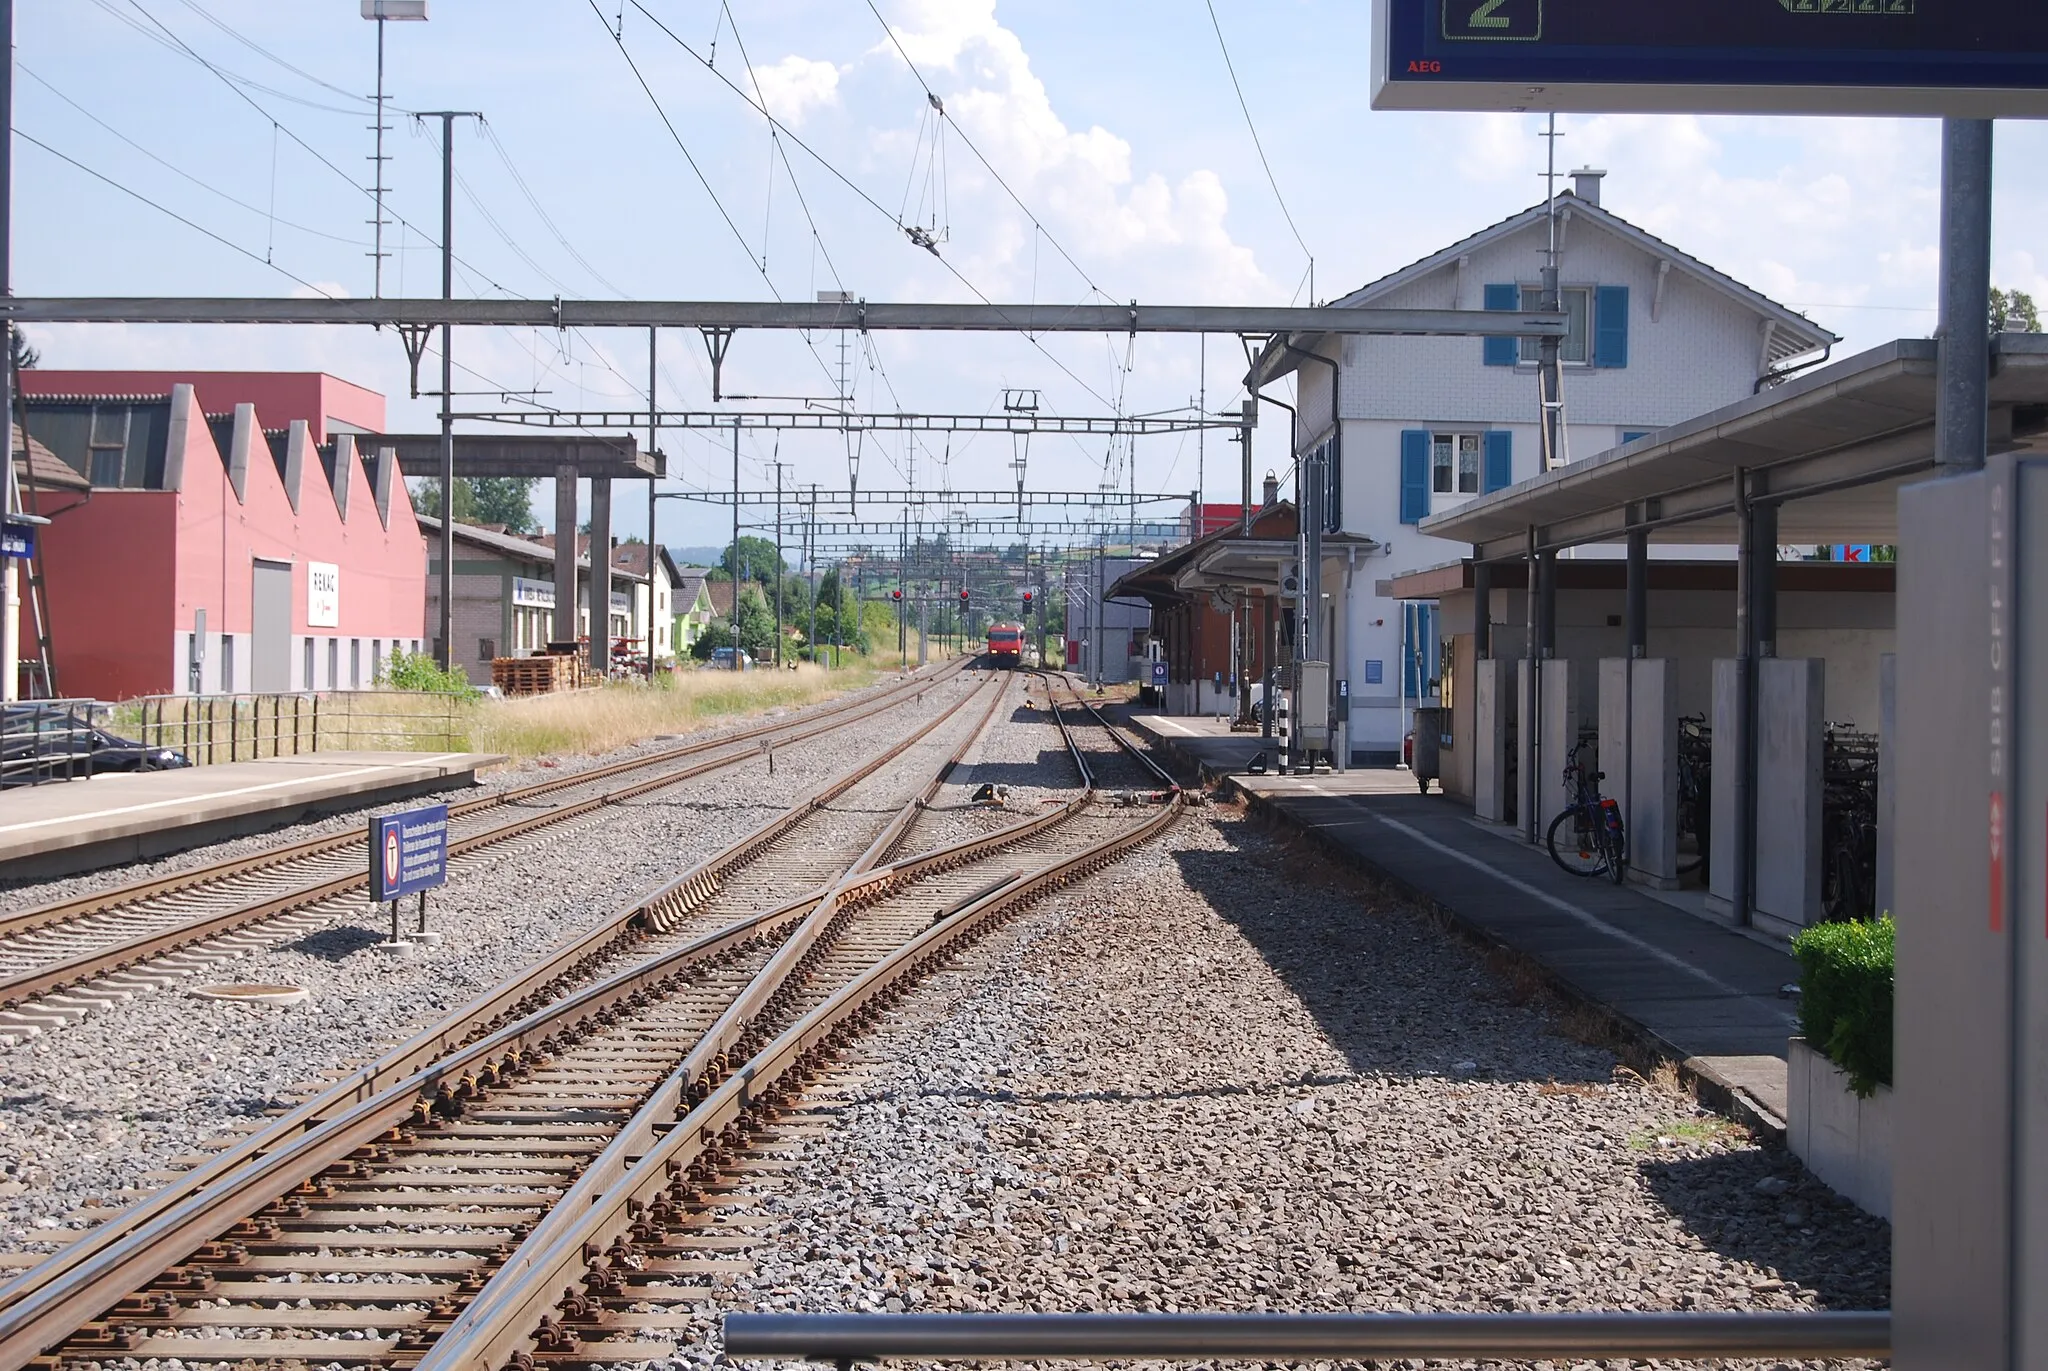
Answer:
[17,2,2048,550]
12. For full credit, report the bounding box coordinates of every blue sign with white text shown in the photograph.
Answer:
[1,524,34,560]
[1151,661,1168,687]
[369,804,449,901]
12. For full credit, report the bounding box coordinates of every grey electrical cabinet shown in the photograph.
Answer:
[1893,454,2048,1371]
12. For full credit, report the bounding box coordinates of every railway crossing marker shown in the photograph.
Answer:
[368,803,449,953]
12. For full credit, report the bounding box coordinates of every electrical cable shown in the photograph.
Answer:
[16,128,335,296]
[171,0,379,109]
[628,0,1119,412]
[18,63,367,246]
[89,0,385,116]
[1203,0,1314,286]
[862,0,1109,302]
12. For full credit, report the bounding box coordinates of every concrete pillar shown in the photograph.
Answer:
[1627,659,1679,886]
[1517,658,1538,837]
[1472,656,1512,823]
[552,465,578,646]
[1599,657,1631,853]
[1472,557,1492,659]
[1626,529,1649,657]
[1537,657,1578,839]
[1753,657,1824,935]
[588,476,612,673]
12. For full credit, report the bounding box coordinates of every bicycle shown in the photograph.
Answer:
[1547,739,1628,884]
[1675,714,1712,877]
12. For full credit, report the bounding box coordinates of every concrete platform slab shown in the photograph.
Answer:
[1126,711,1802,1134]
[0,751,506,881]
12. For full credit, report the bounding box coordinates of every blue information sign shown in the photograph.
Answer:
[1151,661,1168,688]
[1373,0,2048,116]
[1,523,34,560]
[369,804,449,902]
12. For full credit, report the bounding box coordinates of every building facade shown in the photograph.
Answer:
[419,517,649,686]
[1063,555,1153,685]
[1249,173,1836,762]
[18,373,425,700]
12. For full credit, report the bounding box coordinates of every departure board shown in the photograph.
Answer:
[1372,0,2048,116]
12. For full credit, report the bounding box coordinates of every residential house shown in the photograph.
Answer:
[419,517,647,686]
[1243,169,1836,761]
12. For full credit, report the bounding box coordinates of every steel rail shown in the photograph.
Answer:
[1,297,1568,337]
[413,788,1183,1371]
[0,666,968,1005]
[0,677,997,1370]
[721,1310,1893,1361]
[1,660,960,938]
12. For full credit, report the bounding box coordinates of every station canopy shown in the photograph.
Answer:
[1420,334,2048,561]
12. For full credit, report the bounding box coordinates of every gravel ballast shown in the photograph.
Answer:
[688,802,1887,1366]
[0,673,986,1253]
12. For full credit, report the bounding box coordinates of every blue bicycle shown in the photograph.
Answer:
[1547,740,1627,884]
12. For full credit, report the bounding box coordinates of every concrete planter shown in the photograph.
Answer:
[1785,1036,1892,1220]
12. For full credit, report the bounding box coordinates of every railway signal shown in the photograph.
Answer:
[1022,590,1034,612]
[891,588,902,602]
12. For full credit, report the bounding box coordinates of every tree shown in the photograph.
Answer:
[1991,287,2041,334]
[720,536,786,586]
[469,477,538,533]
[10,331,39,371]
[411,476,538,532]
[691,582,779,661]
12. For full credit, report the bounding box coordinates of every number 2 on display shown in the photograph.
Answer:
[1442,0,1541,41]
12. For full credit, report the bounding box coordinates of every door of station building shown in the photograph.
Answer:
[251,558,293,693]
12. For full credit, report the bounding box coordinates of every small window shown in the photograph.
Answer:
[303,638,314,690]
[350,639,362,688]
[480,638,497,661]
[327,638,339,690]
[220,634,236,693]
[1430,432,1485,502]
[1520,285,1591,364]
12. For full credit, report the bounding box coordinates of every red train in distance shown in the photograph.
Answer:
[986,622,1026,666]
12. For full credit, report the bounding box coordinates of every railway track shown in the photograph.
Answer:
[0,673,1181,1371]
[0,662,973,1032]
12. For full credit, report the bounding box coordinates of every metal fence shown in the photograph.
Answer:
[1,698,112,788]
[123,690,473,765]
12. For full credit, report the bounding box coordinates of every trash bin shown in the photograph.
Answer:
[1410,706,1444,794]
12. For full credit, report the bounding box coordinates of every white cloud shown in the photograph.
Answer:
[860,0,1280,307]
[749,55,841,129]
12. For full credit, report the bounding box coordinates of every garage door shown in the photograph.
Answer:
[252,558,293,693]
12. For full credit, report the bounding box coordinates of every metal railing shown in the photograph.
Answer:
[722,1311,1892,1363]
[122,690,472,765]
[0,698,110,788]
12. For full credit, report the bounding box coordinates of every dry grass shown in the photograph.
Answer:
[470,662,885,761]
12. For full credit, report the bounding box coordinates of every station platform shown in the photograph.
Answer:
[1125,711,1801,1132]
[0,751,506,881]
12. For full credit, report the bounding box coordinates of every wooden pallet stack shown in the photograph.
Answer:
[491,654,582,696]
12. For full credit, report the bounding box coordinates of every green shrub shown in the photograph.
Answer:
[377,648,481,701]
[1791,915,1894,1098]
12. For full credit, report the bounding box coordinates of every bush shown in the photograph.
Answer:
[377,648,481,700]
[1792,915,1894,1098]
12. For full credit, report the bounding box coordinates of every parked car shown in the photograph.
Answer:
[1,704,192,788]
[707,647,755,671]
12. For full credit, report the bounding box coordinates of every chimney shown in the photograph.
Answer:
[1262,470,1280,508]
[1570,167,1606,206]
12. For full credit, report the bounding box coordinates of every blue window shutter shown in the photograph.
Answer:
[1483,430,1513,493]
[1399,430,1429,525]
[1482,284,1518,367]
[1595,285,1630,368]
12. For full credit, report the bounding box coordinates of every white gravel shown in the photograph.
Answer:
[674,803,1886,1368]
[0,673,982,1254]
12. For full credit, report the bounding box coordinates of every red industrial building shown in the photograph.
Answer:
[16,371,426,700]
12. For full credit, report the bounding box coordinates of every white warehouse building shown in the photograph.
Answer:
[1247,171,1836,763]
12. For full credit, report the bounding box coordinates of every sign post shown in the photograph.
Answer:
[368,803,449,952]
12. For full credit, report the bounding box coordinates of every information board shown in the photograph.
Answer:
[1372,0,2048,116]
[369,803,450,902]
[1,523,33,560]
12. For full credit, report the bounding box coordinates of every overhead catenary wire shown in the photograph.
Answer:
[16,128,336,297]
[88,0,386,116]
[1204,0,1314,298]
[627,0,1120,412]
[17,63,366,246]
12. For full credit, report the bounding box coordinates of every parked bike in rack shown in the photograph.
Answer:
[1821,721,1880,922]
[1547,740,1628,885]
[1676,714,1712,878]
